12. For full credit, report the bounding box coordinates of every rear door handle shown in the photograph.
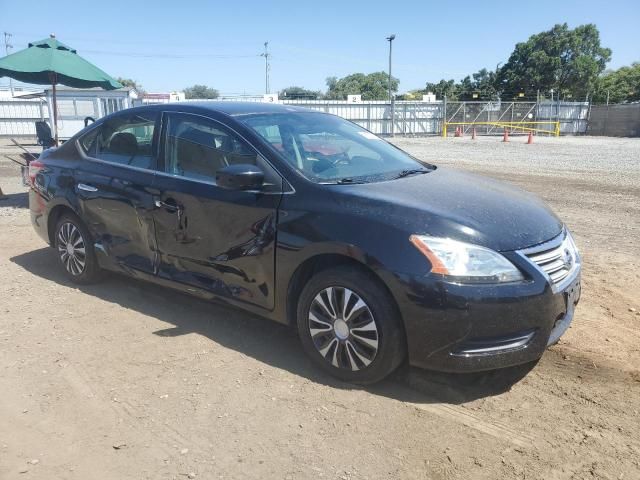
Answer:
[78,183,98,192]
[155,199,182,212]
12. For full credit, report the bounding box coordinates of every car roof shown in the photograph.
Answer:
[132,101,316,117]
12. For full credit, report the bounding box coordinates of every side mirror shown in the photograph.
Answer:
[216,164,265,191]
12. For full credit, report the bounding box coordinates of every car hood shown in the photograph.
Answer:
[331,167,563,252]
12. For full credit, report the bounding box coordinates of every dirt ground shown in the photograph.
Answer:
[0,135,639,480]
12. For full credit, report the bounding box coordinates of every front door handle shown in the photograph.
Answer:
[155,199,182,213]
[78,183,98,192]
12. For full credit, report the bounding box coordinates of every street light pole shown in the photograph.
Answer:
[386,34,395,102]
[386,34,395,136]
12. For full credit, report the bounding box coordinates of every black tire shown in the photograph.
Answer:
[296,266,406,384]
[54,213,103,284]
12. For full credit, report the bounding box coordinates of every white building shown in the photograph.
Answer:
[0,85,137,139]
[141,91,186,104]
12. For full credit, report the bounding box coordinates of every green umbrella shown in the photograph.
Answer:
[0,34,123,143]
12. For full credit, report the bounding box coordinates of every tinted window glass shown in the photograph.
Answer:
[163,113,258,183]
[241,112,434,183]
[78,127,99,155]
[91,112,158,169]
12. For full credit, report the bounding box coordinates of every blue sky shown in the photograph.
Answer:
[1,0,638,95]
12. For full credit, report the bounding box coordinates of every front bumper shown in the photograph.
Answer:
[391,237,581,373]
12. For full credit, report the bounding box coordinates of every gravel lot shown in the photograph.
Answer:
[0,135,639,480]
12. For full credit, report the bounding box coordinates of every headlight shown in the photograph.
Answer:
[565,230,579,256]
[409,234,524,283]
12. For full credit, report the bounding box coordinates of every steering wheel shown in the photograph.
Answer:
[329,151,351,166]
[311,150,351,174]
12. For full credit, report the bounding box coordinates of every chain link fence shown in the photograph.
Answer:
[0,95,592,138]
[283,99,589,136]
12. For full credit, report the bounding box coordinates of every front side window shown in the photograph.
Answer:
[163,113,258,183]
[240,112,435,183]
[83,112,158,169]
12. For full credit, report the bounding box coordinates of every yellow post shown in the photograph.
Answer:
[555,121,560,137]
[442,122,447,138]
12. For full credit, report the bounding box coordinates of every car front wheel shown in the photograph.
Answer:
[296,266,406,384]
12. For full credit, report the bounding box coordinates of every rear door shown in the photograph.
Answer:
[74,110,159,275]
[151,111,283,310]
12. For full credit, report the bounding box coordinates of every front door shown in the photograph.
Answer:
[74,110,159,275]
[151,111,283,310]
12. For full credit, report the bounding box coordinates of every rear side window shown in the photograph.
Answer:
[80,111,158,169]
[79,127,99,154]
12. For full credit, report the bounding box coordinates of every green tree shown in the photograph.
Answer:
[496,23,611,99]
[421,70,499,101]
[470,68,499,100]
[423,79,458,100]
[325,72,399,100]
[592,63,640,104]
[459,75,473,97]
[184,84,219,99]
[419,69,500,101]
[280,86,322,100]
[116,77,144,92]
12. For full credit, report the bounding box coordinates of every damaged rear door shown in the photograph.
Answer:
[74,110,159,275]
[151,111,283,310]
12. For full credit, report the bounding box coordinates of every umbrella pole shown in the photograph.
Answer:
[51,79,59,146]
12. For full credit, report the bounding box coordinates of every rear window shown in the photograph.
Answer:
[78,111,158,170]
[78,127,99,154]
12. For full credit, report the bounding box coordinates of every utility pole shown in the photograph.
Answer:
[3,32,14,96]
[386,34,396,136]
[260,42,270,94]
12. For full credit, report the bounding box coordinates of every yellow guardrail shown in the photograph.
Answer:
[443,121,560,137]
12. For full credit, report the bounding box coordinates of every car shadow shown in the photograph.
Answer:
[0,191,28,209]
[10,247,536,405]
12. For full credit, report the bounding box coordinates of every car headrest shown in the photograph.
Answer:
[109,132,138,156]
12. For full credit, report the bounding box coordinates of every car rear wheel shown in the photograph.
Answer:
[296,266,406,384]
[54,213,102,284]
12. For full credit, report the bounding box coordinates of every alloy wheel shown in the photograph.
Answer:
[57,222,87,276]
[308,287,379,371]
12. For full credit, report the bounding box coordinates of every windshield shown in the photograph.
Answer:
[239,112,434,183]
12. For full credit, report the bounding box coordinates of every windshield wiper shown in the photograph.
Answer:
[393,168,430,179]
[320,177,367,185]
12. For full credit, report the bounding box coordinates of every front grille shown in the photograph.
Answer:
[521,232,578,287]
